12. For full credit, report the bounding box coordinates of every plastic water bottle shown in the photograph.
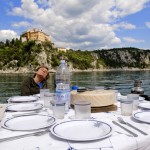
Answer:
[55,60,70,112]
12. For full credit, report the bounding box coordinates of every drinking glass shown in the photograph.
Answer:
[75,101,91,119]
[44,93,55,108]
[40,89,50,100]
[52,101,65,119]
[127,94,139,110]
[120,98,133,116]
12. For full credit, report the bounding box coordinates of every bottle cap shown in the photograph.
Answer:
[72,85,78,90]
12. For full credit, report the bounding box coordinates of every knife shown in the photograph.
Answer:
[125,122,148,135]
[112,121,138,137]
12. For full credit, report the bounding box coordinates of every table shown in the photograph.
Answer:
[0,99,150,150]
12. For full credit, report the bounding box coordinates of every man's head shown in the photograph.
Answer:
[34,66,49,80]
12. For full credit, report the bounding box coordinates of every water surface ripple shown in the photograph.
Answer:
[0,70,150,103]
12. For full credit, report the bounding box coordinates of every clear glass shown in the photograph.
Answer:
[44,93,55,108]
[127,94,139,110]
[120,98,133,116]
[52,102,65,119]
[75,101,91,119]
[40,89,50,100]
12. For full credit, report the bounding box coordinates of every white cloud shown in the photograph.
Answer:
[7,0,150,49]
[11,0,44,19]
[145,22,150,28]
[12,21,31,27]
[115,0,150,17]
[0,30,19,42]
[112,22,136,30]
[123,37,145,43]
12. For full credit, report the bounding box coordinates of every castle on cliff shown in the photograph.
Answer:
[20,28,50,43]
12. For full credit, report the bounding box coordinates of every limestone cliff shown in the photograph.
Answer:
[1,43,150,73]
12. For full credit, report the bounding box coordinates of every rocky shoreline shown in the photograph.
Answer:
[0,67,150,74]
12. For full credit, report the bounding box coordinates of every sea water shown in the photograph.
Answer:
[1,70,150,103]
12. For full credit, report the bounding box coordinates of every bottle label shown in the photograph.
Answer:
[55,90,70,112]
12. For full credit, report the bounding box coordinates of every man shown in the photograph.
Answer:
[21,66,49,96]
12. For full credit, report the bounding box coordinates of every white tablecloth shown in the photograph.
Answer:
[0,100,150,150]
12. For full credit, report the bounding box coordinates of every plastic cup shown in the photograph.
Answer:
[120,98,133,116]
[52,101,65,119]
[127,94,139,110]
[75,101,91,119]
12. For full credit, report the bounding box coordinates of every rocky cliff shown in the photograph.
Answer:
[94,48,150,69]
[0,40,150,73]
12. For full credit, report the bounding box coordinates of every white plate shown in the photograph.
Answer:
[8,96,38,103]
[33,94,40,98]
[133,111,150,123]
[139,97,145,101]
[50,120,113,141]
[2,114,56,131]
[6,103,43,112]
[138,102,150,109]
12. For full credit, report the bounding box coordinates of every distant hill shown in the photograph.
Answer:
[0,39,150,73]
[94,47,150,69]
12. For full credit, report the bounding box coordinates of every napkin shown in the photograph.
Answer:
[0,134,52,150]
[69,138,113,150]
[110,134,138,150]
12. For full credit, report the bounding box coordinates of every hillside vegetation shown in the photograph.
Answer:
[0,39,150,72]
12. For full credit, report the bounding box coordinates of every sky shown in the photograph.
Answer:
[0,0,150,50]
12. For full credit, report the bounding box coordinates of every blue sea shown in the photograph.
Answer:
[0,70,150,103]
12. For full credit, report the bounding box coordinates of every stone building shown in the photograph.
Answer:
[20,28,50,43]
[57,47,67,52]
